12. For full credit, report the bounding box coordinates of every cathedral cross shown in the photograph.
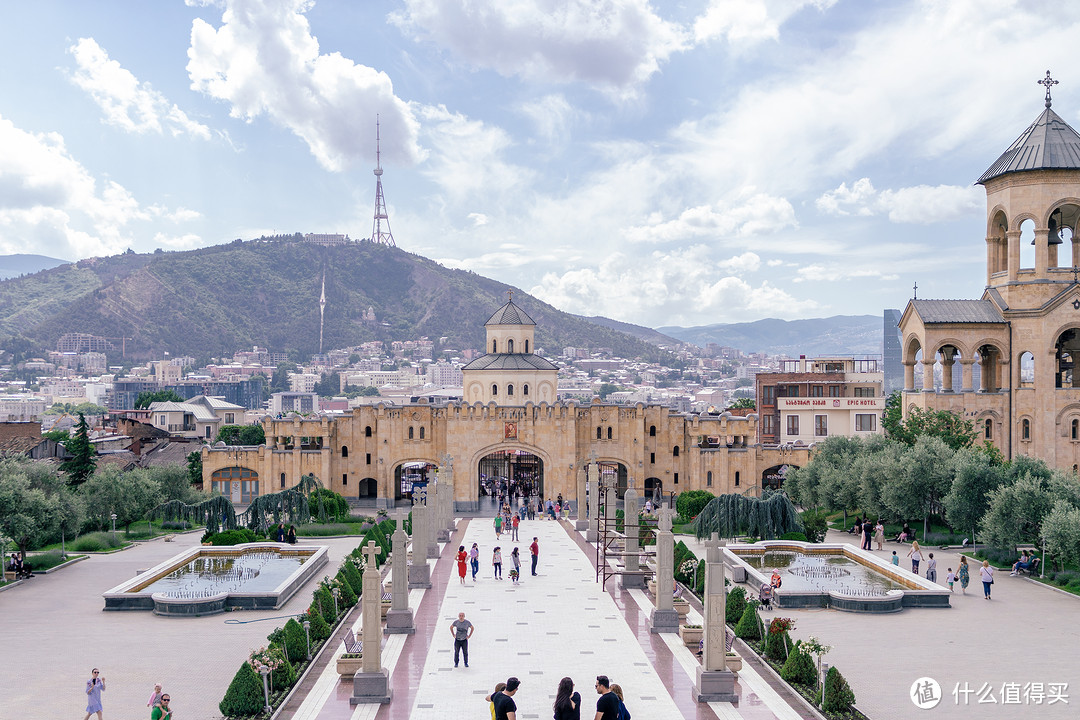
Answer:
[1039,70,1059,108]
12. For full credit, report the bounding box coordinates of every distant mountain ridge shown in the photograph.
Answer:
[0,240,671,363]
[573,315,684,347]
[0,254,69,280]
[658,315,882,357]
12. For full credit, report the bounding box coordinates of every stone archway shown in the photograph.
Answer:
[761,464,797,491]
[477,449,544,510]
[394,461,437,502]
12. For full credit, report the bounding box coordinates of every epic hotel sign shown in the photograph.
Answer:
[777,397,885,410]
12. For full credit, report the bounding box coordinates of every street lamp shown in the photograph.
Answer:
[110,513,117,540]
[302,618,311,660]
[257,662,272,714]
[331,586,340,618]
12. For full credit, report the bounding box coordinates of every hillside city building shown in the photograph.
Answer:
[899,78,1080,472]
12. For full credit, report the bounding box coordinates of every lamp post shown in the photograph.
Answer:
[110,513,117,541]
[303,618,311,660]
[331,586,340,618]
[257,662,272,714]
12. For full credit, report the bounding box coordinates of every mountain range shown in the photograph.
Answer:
[0,254,69,280]
[658,316,883,357]
[0,240,671,363]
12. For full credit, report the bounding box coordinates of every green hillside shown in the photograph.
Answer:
[0,240,671,363]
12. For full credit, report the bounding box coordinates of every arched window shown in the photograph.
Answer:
[523,384,529,396]
[1020,217,1036,269]
[1022,418,1031,441]
[492,384,499,396]
[1019,351,1034,387]
[649,425,656,436]
[524,340,529,353]
[706,471,712,487]
[365,426,372,437]
[673,445,680,457]
[507,339,514,353]
[408,426,414,439]
[985,419,993,440]
[607,427,612,440]
[735,471,741,487]
[507,384,514,396]
[419,427,425,440]
[492,339,498,353]
[280,472,286,489]
[341,445,349,458]
[597,426,602,440]
[1072,419,1078,441]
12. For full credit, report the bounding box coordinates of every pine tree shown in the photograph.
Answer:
[725,586,747,624]
[733,604,762,641]
[218,662,265,717]
[780,644,817,686]
[822,666,857,713]
[282,618,308,663]
[60,413,96,486]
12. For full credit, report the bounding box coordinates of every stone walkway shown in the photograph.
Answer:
[683,529,1080,719]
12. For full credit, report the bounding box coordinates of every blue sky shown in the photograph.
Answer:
[0,0,1075,328]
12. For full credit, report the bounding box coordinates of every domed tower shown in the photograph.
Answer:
[462,297,558,404]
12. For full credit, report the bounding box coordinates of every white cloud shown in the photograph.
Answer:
[468,213,489,226]
[694,0,837,45]
[68,38,211,139]
[148,205,203,223]
[151,232,203,249]
[187,0,421,171]
[816,177,982,223]
[517,94,579,144]
[390,0,688,90]
[793,263,899,283]
[530,245,818,326]
[625,192,797,244]
[0,115,197,258]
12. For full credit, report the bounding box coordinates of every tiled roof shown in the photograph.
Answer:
[978,107,1080,184]
[485,300,536,326]
[461,353,558,371]
[910,299,1005,324]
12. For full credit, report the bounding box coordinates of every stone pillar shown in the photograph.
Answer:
[575,464,588,530]
[434,473,450,543]
[650,504,679,633]
[1007,229,1021,282]
[407,498,431,589]
[695,533,736,703]
[441,458,456,536]
[921,359,935,392]
[941,351,954,392]
[960,358,974,392]
[1036,227,1049,276]
[385,508,414,634]
[586,460,600,542]
[621,485,643,589]
[351,542,392,705]
[903,361,915,392]
[423,483,439,559]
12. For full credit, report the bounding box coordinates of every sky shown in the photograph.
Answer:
[0,0,1077,329]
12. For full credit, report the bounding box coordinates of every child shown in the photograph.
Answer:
[147,682,163,712]
[891,551,899,566]
[492,546,503,579]
[946,568,956,592]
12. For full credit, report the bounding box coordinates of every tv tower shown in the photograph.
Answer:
[370,115,396,247]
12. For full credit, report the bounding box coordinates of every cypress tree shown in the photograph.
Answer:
[733,604,761,641]
[60,413,96,486]
[725,586,747,624]
[218,662,264,717]
[822,666,856,713]
[282,619,307,663]
[780,644,817,686]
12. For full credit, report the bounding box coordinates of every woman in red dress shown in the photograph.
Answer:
[456,545,468,585]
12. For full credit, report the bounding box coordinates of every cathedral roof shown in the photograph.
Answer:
[909,299,1005,324]
[461,353,557,371]
[978,107,1080,185]
[485,300,536,326]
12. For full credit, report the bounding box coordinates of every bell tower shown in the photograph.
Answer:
[980,71,1080,307]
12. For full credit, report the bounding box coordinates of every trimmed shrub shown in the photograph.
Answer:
[676,490,715,520]
[315,585,337,625]
[764,630,791,662]
[725,586,747,624]
[779,531,808,542]
[271,656,296,692]
[218,661,264,717]
[282,619,307,663]
[780,644,817,686]
[307,608,331,641]
[341,560,363,596]
[734,604,761,641]
[822,666,856,713]
[161,520,192,530]
[694,559,705,596]
[673,541,691,569]
[206,528,261,546]
[337,572,358,607]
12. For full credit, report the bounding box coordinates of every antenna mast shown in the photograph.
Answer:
[371,115,396,247]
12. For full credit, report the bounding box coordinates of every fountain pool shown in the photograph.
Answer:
[725,541,950,612]
[103,543,328,616]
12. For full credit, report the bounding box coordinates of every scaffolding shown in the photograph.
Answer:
[595,478,667,589]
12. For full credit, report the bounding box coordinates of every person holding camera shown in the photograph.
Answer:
[83,668,105,720]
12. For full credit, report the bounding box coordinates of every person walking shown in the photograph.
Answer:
[287,525,297,544]
[83,669,105,720]
[594,675,620,720]
[470,542,480,581]
[926,553,937,583]
[493,677,521,720]
[511,513,520,541]
[450,611,474,667]
[553,677,581,720]
[486,682,507,720]
[980,559,994,599]
[907,541,923,574]
[510,547,522,583]
[610,684,631,720]
[150,695,172,720]
[862,518,873,551]
[530,537,539,576]
[874,519,884,550]
[493,546,503,579]
[456,545,468,585]
[958,555,970,594]
[494,514,503,538]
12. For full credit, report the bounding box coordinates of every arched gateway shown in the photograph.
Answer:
[477,449,544,513]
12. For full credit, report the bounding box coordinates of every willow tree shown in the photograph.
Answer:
[243,474,324,533]
[150,495,237,535]
[692,492,803,541]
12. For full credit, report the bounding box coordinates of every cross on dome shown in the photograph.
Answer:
[1039,70,1059,108]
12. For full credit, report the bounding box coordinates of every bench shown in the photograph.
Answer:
[696,630,735,658]
[1016,557,1041,576]
[343,629,363,655]
[381,592,392,603]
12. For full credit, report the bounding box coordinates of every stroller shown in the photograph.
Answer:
[758,583,773,610]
